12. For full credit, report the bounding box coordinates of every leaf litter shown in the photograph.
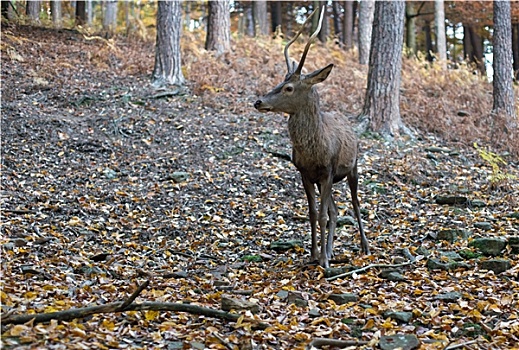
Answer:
[1,25,518,349]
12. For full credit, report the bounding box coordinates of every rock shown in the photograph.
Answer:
[470,199,486,208]
[427,258,470,271]
[379,334,420,350]
[368,183,387,194]
[436,229,470,242]
[324,265,356,278]
[168,172,190,183]
[507,212,519,219]
[479,259,511,274]
[308,308,321,318]
[435,195,468,205]
[270,240,303,252]
[425,146,451,153]
[288,291,308,307]
[379,269,406,282]
[439,251,463,261]
[435,292,462,302]
[474,222,492,230]
[415,246,431,257]
[337,216,356,227]
[221,296,260,313]
[328,293,359,305]
[469,238,507,256]
[383,311,414,323]
[276,290,289,300]
[509,237,519,254]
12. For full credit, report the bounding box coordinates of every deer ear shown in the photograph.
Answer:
[304,64,334,85]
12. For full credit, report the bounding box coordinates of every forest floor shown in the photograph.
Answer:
[1,24,519,349]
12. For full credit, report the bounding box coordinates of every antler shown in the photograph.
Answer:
[284,6,324,75]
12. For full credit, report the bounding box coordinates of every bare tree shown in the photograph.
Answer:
[359,0,406,137]
[152,0,185,88]
[50,0,62,27]
[492,0,517,127]
[434,0,447,68]
[343,1,353,49]
[205,0,230,54]
[252,1,268,36]
[358,0,375,64]
[103,0,118,36]
[76,0,86,26]
[26,0,40,23]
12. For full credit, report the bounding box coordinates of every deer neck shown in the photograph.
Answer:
[287,88,324,147]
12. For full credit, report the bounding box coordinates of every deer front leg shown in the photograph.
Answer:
[318,177,333,268]
[347,164,370,255]
[301,175,319,261]
[326,194,338,260]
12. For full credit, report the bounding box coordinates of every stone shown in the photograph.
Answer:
[168,172,190,183]
[324,265,356,278]
[425,146,451,153]
[470,199,486,208]
[276,290,289,300]
[439,251,463,261]
[435,292,462,302]
[288,291,308,307]
[379,334,420,350]
[308,308,321,318]
[383,311,414,323]
[221,296,260,313]
[474,222,492,230]
[469,238,507,256]
[328,293,359,305]
[427,258,470,271]
[436,229,470,242]
[337,216,356,227]
[270,240,303,252]
[479,259,511,274]
[435,196,468,205]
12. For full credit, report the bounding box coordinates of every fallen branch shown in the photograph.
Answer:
[118,280,149,311]
[326,261,415,281]
[2,301,269,329]
[308,338,369,348]
[444,340,478,350]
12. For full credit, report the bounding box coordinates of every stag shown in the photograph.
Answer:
[253,7,370,268]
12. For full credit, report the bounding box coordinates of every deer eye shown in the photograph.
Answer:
[284,85,294,93]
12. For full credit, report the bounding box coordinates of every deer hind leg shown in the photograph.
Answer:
[302,176,319,261]
[347,162,370,255]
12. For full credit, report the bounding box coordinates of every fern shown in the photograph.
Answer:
[474,143,517,189]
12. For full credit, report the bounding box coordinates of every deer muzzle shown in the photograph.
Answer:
[253,99,272,113]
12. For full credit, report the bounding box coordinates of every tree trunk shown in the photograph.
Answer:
[103,0,118,37]
[360,0,406,137]
[76,0,86,26]
[285,2,293,37]
[343,1,353,49]
[405,2,416,56]
[512,23,519,80]
[270,1,282,34]
[205,0,231,54]
[424,20,434,62]
[252,1,268,36]
[358,0,375,64]
[245,4,254,37]
[26,0,40,23]
[50,0,61,27]
[492,0,517,127]
[87,0,93,25]
[463,25,473,61]
[152,0,185,88]
[434,0,447,68]
[1,1,9,20]
[332,1,341,42]
[467,26,485,74]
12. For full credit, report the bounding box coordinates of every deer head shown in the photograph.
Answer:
[254,7,332,115]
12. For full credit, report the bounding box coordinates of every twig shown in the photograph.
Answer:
[444,340,479,350]
[212,332,234,350]
[308,338,369,348]
[326,261,415,281]
[117,280,149,311]
[2,301,269,330]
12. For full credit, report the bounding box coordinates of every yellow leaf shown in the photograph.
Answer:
[102,319,115,331]
[9,325,29,336]
[363,318,375,329]
[145,310,160,321]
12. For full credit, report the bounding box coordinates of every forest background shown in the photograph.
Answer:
[1,1,519,349]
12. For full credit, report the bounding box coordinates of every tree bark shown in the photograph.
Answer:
[492,0,517,127]
[26,0,40,23]
[205,0,231,54]
[343,1,353,49]
[76,0,86,26]
[434,0,447,68]
[424,20,434,62]
[332,1,341,42]
[152,0,185,88]
[405,2,417,56]
[467,25,485,74]
[50,0,61,27]
[358,0,375,64]
[270,1,282,34]
[360,0,406,137]
[318,2,328,43]
[1,1,9,19]
[87,0,93,25]
[252,0,268,36]
[103,0,118,37]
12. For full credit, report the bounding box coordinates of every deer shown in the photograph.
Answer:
[253,7,370,268]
